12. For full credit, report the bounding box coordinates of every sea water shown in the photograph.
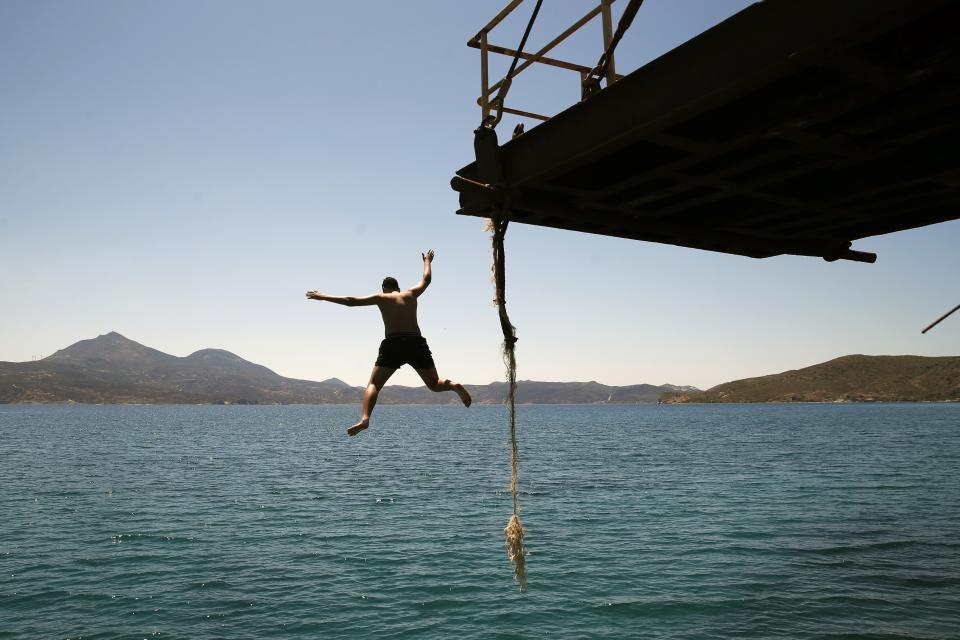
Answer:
[1,403,958,639]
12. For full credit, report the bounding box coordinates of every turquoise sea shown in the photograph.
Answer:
[1,403,959,639]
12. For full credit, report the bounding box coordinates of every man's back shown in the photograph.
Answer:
[377,290,421,336]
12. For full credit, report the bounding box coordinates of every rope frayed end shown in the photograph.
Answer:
[504,513,527,591]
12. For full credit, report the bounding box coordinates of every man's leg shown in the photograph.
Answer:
[348,365,396,436]
[415,367,472,407]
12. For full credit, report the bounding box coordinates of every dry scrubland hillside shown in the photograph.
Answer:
[661,355,960,403]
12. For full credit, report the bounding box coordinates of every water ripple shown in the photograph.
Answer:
[1,403,959,639]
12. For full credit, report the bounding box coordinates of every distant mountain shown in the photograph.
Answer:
[0,332,355,405]
[0,333,696,405]
[319,377,351,388]
[661,355,960,403]
[381,380,690,405]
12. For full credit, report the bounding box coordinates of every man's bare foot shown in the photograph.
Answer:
[454,384,472,407]
[347,419,369,436]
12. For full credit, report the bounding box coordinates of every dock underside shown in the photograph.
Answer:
[453,0,960,262]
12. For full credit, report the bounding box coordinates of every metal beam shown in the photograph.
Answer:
[470,41,625,77]
[450,178,877,262]
[600,0,617,85]
[470,0,525,46]
[482,3,613,98]
[475,0,948,188]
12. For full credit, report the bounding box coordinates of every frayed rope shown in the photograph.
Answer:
[491,217,526,590]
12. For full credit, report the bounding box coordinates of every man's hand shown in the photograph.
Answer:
[306,290,324,300]
[422,249,435,263]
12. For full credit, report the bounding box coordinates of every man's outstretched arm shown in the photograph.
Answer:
[306,291,382,306]
[409,250,434,297]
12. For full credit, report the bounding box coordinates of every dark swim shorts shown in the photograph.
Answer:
[375,334,435,370]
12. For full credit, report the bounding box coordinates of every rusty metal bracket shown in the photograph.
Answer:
[470,0,626,125]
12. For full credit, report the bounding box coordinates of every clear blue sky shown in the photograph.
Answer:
[2,0,958,390]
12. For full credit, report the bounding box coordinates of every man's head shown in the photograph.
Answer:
[382,276,400,292]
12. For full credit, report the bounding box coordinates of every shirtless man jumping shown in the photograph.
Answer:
[306,250,472,436]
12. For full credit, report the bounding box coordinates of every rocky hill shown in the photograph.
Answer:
[0,332,693,405]
[660,355,960,403]
[0,332,356,405]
